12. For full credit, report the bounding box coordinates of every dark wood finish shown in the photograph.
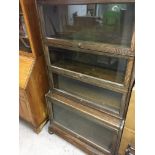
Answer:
[46,92,124,155]
[131,31,135,52]
[46,92,121,129]
[52,88,127,118]
[37,1,135,54]
[45,39,134,92]
[52,61,124,84]
[119,94,127,118]
[119,86,135,155]
[36,2,47,39]
[36,0,135,153]
[46,98,54,124]
[49,71,129,118]
[49,123,107,155]
[123,63,135,119]
[48,65,128,93]
[124,58,134,87]
[45,38,134,57]
[38,0,135,5]
[43,44,51,66]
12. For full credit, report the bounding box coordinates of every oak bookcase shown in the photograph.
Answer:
[36,0,135,153]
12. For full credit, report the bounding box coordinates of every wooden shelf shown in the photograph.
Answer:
[46,38,134,57]
[54,74,122,113]
[46,91,122,129]
[53,60,125,85]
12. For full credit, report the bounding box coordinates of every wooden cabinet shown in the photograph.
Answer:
[36,0,135,153]
[119,86,135,155]
[19,0,49,133]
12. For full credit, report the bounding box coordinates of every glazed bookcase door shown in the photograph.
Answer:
[37,0,135,89]
[50,73,127,117]
[47,46,133,91]
[46,92,123,155]
[37,1,135,49]
[37,1,135,57]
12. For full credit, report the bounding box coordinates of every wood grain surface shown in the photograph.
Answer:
[20,0,43,57]
[19,0,49,133]
[19,55,34,89]
[26,55,49,128]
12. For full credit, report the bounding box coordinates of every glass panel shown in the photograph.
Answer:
[49,47,128,84]
[19,4,31,53]
[53,74,122,113]
[42,3,134,47]
[19,38,31,52]
[53,102,117,152]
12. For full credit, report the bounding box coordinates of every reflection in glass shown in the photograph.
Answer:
[53,102,117,151]
[49,47,128,84]
[53,74,122,113]
[42,3,134,46]
[19,5,31,52]
[19,38,31,52]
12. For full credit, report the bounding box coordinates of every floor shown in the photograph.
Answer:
[19,120,85,155]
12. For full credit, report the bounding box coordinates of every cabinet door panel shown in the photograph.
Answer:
[49,46,129,86]
[51,100,119,154]
[52,73,124,115]
[40,3,134,48]
[19,89,31,123]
